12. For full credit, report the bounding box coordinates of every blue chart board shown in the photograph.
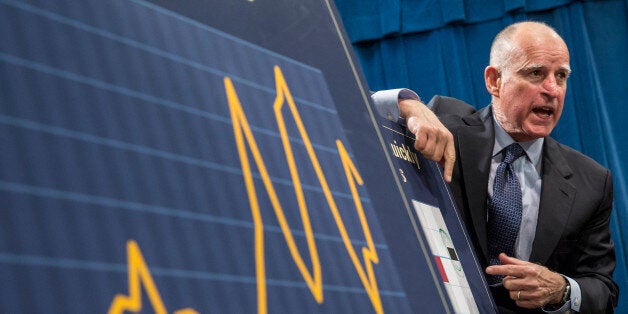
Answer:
[0,0,495,313]
[376,117,497,313]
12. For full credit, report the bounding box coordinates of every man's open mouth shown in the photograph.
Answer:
[532,107,553,118]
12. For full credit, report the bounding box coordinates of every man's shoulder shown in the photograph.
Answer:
[428,95,490,130]
[427,95,477,117]
[545,137,611,180]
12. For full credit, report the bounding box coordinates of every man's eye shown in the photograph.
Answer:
[524,70,544,81]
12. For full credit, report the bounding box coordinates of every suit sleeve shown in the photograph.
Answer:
[370,90,476,122]
[572,170,618,313]
[370,88,418,122]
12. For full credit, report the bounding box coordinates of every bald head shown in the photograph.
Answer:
[489,21,568,70]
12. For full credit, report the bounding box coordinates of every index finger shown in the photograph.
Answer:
[485,264,524,278]
[441,137,455,183]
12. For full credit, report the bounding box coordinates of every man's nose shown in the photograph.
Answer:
[541,75,560,97]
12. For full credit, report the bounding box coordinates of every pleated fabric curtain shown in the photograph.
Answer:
[336,0,628,309]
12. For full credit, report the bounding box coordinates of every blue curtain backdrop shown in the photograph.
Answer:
[336,0,628,309]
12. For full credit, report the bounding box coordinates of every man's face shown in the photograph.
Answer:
[492,30,571,142]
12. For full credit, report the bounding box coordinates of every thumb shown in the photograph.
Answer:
[406,116,420,135]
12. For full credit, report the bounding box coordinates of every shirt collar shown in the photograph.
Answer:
[491,113,544,174]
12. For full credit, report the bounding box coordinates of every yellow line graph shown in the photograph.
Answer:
[108,240,198,314]
[107,65,382,314]
[226,66,383,314]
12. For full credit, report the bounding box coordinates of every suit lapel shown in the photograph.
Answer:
[457,107,494,262]
[529,138,575,264]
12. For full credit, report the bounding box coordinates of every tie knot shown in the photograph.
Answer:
[503,143,525,164]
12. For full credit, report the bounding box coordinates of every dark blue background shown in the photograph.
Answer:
[0,0,493,312]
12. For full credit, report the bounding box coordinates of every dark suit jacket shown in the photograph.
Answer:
[427,95,619,313]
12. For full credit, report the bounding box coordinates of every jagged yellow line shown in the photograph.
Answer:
[108,240,199,314]
[226,73,323,314]
[336,140,382,314]
[272,66,382,314]
[225,77,268,314]
[272,67,323,300]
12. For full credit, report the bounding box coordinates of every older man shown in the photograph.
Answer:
[374,21,618,313]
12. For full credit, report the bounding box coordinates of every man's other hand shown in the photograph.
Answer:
[486,253,567,309]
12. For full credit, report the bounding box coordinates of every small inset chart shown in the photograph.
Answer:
[412,199,479,314]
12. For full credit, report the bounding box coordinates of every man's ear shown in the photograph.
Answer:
[484,66,501,97]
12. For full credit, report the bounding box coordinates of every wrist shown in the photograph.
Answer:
[550,275,570,305]
[397,93,422,121]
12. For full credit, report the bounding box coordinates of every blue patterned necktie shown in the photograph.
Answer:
[487,143,525,284]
